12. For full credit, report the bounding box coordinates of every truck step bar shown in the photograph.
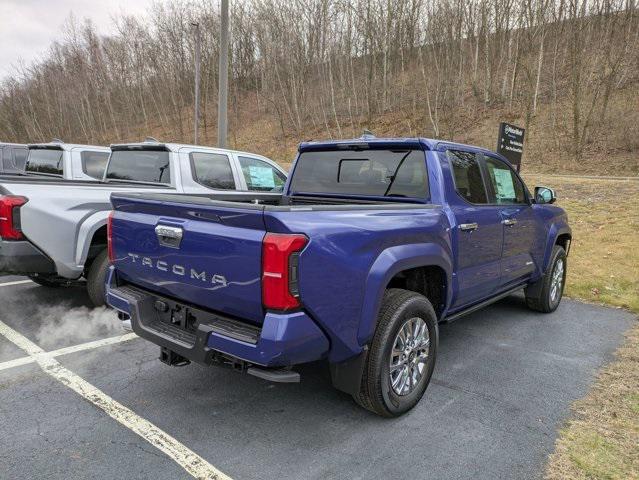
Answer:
[247,367,300,383]
[443,284,526,323]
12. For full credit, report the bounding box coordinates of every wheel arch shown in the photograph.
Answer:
[357,243,452,348]
[75,210,110,270]
[542,224,572,272]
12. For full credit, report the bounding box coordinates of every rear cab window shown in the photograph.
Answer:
[26,148,64,176]
[289,148,429,199]
[106,149,171,184]
[81,151,110,179]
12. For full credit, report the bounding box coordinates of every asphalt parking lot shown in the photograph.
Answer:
[0,275,635,480]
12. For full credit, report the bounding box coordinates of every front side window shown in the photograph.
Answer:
[448,150,488,204]
[484,157,527,204]
[190,152,235,190]
[290,149,428,198]
[106,149,171,184]
[26,148,64,175]
[238,156,286,192]
[81,151,110,179]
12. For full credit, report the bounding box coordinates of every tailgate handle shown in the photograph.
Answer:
[155,225,183,249]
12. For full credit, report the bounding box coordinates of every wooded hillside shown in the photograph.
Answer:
[0,0,637,174]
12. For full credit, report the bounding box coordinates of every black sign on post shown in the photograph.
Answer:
[496,122,525,171]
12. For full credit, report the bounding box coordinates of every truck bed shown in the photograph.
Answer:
[112,191,429,210]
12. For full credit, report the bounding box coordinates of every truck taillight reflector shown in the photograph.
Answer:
[262,233,307,311]
[107,211,114,263]
[0,195,27,240]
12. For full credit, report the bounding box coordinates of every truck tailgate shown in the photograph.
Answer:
[110,194,267,324]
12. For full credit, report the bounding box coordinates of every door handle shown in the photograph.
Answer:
[502,218,518,226]
[459,223,478,232]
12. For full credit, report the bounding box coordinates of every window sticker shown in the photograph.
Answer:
[492,168,516,199]
[248,165,275,188]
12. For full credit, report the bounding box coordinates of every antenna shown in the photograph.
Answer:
[143,137,159,143]
[51,138,64,143]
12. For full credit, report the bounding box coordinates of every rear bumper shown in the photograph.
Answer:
[105,266,329,367]
[0,239,55,274]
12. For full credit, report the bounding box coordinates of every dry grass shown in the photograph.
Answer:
[523,175,639,480]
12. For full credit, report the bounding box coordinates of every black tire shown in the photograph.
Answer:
[28,274,68,288]
[353,288,438,417]
[525,245,567,313]
[86,249,109,307]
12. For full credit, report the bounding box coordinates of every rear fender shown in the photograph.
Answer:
[75,210,110,267]
[357,243,452,346]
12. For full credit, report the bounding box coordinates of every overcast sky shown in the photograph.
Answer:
[0,0,152,81]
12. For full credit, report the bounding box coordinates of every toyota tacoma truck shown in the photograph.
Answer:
[0,139,286,306]
[105,136,571,417]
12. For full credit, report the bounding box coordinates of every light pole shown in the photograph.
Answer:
[192,22,201,145]
[217,0,229,148]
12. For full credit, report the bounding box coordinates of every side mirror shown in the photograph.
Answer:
[535,186,556,204]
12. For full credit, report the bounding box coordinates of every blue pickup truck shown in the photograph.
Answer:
[105,136,571,416]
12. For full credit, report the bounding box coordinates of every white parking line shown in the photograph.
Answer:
[0,320,231,480]
[0,279,34,288]
[0,332,139,372]
[0,355,35,372]
[47,332,138,357]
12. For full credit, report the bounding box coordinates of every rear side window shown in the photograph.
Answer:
[1,147,28,171]
[13,148,28,170]
[106,149,171,184]
[26,148,64,175]
[448,150,488,204]
[238,156,286,192]
[290,149,428,198]
[484,157,527,204]
[190,152,235,190]
[81,151,110,179]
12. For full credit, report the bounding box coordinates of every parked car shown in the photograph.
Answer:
[0,139,287,306]
[21,140,111,180]
[0,143,28,174]
[105,135,572,417]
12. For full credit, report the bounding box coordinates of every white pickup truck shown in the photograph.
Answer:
[0,139,286,306]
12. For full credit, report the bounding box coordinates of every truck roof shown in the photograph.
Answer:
[298,136,505,159]
[28,141,109,152]
[109,140,273,159]
[0,142,27,147]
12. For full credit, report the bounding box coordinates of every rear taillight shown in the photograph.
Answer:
[0,195,28,240]
[262,233,308,311]
[107,211,114,263]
